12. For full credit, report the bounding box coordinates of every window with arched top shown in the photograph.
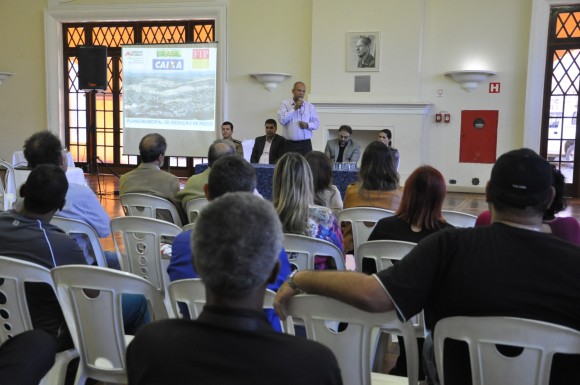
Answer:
[541,6,580,196]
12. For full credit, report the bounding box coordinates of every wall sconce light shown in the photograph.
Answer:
[249,72,292,92]
[444,70,496,92]
[0,72,13,85]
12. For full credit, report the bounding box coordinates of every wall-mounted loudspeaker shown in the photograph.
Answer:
[78,45,107,91]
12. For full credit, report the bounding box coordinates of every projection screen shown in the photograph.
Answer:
[122,43,218,157]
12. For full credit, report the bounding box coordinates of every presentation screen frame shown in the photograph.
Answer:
[122,42,219,157]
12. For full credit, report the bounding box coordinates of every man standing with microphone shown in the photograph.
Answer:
[278,81,319,155]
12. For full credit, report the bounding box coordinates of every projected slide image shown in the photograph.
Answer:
[123,44,217,132]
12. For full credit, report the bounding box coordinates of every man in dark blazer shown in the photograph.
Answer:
[250,119,286,164]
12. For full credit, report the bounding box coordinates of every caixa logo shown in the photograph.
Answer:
[152,59,184,70]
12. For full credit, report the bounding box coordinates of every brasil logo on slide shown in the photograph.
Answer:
[192,49,210,69]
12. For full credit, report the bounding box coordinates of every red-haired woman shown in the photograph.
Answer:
[367,165,453,380]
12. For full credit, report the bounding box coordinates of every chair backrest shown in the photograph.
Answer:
[441,210,477,228]
[285,294,418,385]
[282,233,345,271]
[0,256,79,385]
[184,197,209,224]
[338,207,395,257]
[434,316,580,385]
[168,278,277,321]
[120,192,182,227]
[0,256,53,341]
[355,240,417,272]
[110,216,182,314]
[50,216,107,267]
[51,265,168,384]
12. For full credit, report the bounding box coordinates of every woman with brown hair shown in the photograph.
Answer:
[368,165,452,243]
[342,141,402,252]
[305,151,343,215]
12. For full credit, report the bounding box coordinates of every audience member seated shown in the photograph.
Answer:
[22,131,118,268]
[168,155,291,330]
[378,128,400,169]
[273,152,343,269]
[274,148,580,385]
[127,193,342,385]
[367,165,454,379]
[120,133,187,224]
[305,151,343,215]
[175,140,235,211]
[475,166,580,245]
[324,124,361,164]
[0,329,57,385]
[250,118,286,164]
[219,121,243,156]
[0,165,149,353]
[342,141,402,253]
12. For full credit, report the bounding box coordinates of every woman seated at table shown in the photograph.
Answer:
[475,166,580,245]
[367,165,453,380]
[342,141,402,253]
[305,151,343,215]
[273,153,343,269]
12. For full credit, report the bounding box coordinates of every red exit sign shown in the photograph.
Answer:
[489,82,500,93]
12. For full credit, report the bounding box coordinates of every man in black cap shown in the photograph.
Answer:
[274,148,580,385]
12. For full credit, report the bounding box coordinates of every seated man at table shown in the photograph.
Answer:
[168,155,291,331]
[120,133,187,224]
[175,140,235,211]
[250,118,286,164]
[127,192,341,385]
[22,131,118,268]
[324,124,361,164]
[274,148,580,385]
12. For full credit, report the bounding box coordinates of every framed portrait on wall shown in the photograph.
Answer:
[346,32,380,72]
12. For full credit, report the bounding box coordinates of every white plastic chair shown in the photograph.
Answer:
[50,216,108,267]
[282,233,346,271]
[284,294,418,385]
[184,197,209,224]
[338,207,395,258]
[110,216,182,315]
[0,256,78,385]
[434,316,580,385]
[120,192,183,227]
[51,265,169,385]
[356,240,417,273]
[356,240,425,372]
[168,278,279,327]
[441,210,477,228]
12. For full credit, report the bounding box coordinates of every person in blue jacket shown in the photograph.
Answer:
[168,155,291,331]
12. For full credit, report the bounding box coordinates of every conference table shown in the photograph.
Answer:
[194,163,358,201]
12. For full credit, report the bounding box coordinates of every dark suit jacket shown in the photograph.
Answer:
[250,134,286,164]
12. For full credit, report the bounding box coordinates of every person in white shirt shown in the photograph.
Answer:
[278,82,319,156]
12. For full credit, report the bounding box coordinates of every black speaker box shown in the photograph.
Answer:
[78,46,107,91]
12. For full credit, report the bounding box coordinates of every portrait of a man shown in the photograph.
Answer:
[355,36,375,68]
[347,32,380,72]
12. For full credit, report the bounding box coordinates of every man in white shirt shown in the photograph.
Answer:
[278,81,319,156]
[250,119,286,164]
